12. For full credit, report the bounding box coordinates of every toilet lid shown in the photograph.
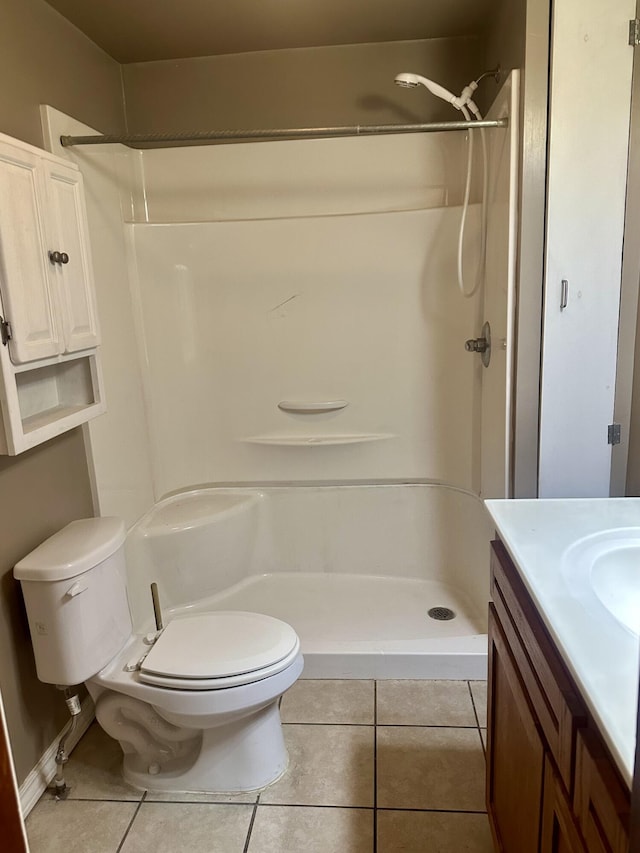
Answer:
[139,611,299,682]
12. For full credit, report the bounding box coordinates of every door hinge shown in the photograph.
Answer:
[630,19,640,45]
[0,316,11,346]
[608,423,621,446]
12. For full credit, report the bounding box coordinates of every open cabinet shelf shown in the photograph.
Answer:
[17,357,96,429]
[0,350,105,454]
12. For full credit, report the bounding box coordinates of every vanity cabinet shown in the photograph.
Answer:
[487,539,631,853]
[0,131,105,453]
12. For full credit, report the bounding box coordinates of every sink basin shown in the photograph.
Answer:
[590,546,640,636]
[562,528,640,637]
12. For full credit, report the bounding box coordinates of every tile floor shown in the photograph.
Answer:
[26,680,492,853]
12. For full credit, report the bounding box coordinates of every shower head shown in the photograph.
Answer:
[394,73,420,89]
[394,73,459,107]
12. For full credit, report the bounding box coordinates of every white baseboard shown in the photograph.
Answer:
[19,697,95,818]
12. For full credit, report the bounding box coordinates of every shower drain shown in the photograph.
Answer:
[428,606,456,621]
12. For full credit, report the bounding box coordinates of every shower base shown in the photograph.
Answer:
[178,572,488,680]
[127,484,492,681]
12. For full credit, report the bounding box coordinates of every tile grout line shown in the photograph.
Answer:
[143,798,259,806]
[60,797,151,804]
[115,790,146,853]
[282,721,481,728]
[217,802,489,814]
[377,806,488,815]
[242,793,260,853]
[58,796,487,815]
[255,803,376,811]
[467,681,486,758]
[373,680,378,853]
[467,680,481,726]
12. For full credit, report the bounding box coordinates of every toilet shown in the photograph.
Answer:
[14,517,304,794]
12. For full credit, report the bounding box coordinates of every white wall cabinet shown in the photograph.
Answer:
[43,159,99,355]
[0,140,60,364]
[0,131,105,454]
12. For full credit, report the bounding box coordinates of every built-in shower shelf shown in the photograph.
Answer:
[242,433,393,446]
[277,400,349,414]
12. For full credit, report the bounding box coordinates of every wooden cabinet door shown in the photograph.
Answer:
[542,757,587,853]
[0,140,61,363]
[487,603,545,853]
[574,730,630,853]
[43,160,99,353]
[491,540,586,791]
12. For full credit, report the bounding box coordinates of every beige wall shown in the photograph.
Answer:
[122,38,483,133]
[484,0,526,76]
[0,432,94,784]
[479,0,527,115]
[0,0,125,147]
[0,0,125,786]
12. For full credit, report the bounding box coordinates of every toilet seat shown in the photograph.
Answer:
[139,640,301,690]
[138,611,300,691]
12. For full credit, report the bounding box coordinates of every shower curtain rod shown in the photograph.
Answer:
[59,118,508,149]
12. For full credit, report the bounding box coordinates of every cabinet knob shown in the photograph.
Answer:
[48,250,62,264]
[60,253,69,264]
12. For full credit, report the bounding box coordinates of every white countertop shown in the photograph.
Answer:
[485,498,640,787]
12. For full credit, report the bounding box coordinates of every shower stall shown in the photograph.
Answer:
[41,68,519,679]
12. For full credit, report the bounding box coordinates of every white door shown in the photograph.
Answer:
[610,9,640,496]
[0,139,61,363]
[478,72,520,499]
[538,0,635,497]
[43,160,100,353]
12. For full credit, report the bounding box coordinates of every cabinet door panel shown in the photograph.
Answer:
[574,730,629,853]
[542,757,587,853]
[487,603,545,853]
[44,161,99,353]
[0,142,60,363]
[491,540,586,791]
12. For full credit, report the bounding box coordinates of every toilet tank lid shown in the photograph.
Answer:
[14,518,126,582]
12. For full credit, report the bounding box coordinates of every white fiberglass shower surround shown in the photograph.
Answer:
[42,71,518,680]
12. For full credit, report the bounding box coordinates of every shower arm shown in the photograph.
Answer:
[475,66,502,85]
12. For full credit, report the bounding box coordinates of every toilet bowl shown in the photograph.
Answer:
[14,518,303,794]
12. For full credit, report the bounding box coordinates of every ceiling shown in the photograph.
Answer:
[44,0,496,64]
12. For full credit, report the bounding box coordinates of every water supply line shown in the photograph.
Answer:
[52,687,82,799]
[394,68,499,298]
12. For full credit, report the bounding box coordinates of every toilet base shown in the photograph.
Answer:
[122,700,288,794]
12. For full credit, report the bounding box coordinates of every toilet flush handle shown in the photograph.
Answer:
[65,581,87,598]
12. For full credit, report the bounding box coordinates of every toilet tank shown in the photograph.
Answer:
[14,518,132,686]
